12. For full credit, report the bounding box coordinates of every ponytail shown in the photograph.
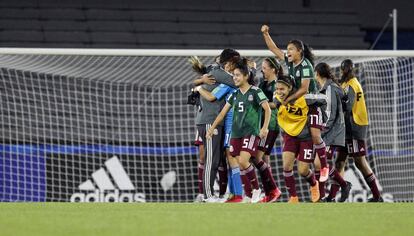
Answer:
[189,56,207,75]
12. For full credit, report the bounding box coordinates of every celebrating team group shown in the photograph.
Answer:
[190,25,383,203]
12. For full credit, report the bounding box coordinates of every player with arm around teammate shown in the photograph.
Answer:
[261,25,329,183]
[274,75,326,203]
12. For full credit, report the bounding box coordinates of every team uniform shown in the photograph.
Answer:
[339,77,369,157]
[333,76,381,201]
[227,86,268,200]
[258,78,280,155]
[196,63,233,200]
[211,83,240,198]
[227,86,268,157]
[319,79,352,201]
[275,93,326,201]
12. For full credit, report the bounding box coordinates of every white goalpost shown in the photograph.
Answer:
[1,48,414,202]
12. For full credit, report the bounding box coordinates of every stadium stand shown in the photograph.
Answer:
[0,0,373,49]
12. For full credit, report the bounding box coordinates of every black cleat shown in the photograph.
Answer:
[338,181,352,202]
[322,197,335,203]
[368,196,384,202]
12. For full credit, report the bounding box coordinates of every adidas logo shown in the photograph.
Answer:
[70,156,146,202]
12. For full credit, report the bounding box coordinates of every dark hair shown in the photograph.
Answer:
[234,57,255,85]
[276,75,295,89]
[315,62,340,86]
[264,57,284,77]
[288,39,315,66]
[340,59,355,83]
[219,48,240,65]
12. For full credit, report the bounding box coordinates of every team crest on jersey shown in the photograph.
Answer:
[213,129,218,135]
[296,70,300,77]
[248,95,253,101]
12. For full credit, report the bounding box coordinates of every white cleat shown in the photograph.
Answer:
[194,194,204,203]
[251,189,262,203]
[203,196,220,203]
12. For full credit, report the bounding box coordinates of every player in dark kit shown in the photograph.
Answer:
[328,59,383,202]
[207,57,272,203]
[253,57,283,203]
[261,25,329,183]
[314,62,352,202]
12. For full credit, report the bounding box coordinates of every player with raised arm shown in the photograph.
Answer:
[328,59,383,202]
[314,62,352,202]
[261,25,329,183]
[275,75,326,203]
[207,57,271,203]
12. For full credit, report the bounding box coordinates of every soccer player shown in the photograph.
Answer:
[261,25,329,182]
[314,62,352,202]
[274,75,326,203]
[191,49,240,202]
[253,57,283,202]
[328,59,383,202]
[207,57,271,203]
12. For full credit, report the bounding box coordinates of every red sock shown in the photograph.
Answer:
[255,160,277,195]
[198,162,204,194]
[329,167,347,188]
[241,170,252,198]
[315,171,325,198]
[218,165,228,196]
[304,170,317,186]
[283,170,297,197]
[365,173,381,199]
[245,164,259,190]
[328,182,340,199]
[315,142,328,169]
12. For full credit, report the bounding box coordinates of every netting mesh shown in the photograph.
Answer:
[0,52,413,202]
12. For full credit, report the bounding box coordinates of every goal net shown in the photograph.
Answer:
[0,49,413,202]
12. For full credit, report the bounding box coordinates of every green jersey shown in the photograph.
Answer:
[227,86,268,138]
[285,55,317,93]
[258,79,279,132]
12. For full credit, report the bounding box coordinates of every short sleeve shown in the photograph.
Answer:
[226,92,235,106]
[255,89,268,105]
[212,84,232,100]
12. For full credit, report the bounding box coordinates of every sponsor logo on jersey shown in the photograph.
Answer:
[213,129,218,135]
[229,145,234,152]
[70,156,146,202]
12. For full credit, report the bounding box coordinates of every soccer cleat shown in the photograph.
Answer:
[288,196,299,203]
[323,197,336,203]
[225,195,243,203]
[319,166,329,182]
[251,189,262,203]
[260,188,282,203]
[310,181,320,203]
[203,196,220,203]
[338,181,352,202]
[368,196,384,202]
[194,194,204,203]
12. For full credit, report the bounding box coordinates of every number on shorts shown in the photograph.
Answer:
[242,138,249,148]
[304,149,313,159]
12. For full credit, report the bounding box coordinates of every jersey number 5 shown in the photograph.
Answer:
[238,102,244,112]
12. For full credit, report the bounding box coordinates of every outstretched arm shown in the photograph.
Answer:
[261,25,285,61]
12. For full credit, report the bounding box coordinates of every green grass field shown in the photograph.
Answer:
[1,203,413,236]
